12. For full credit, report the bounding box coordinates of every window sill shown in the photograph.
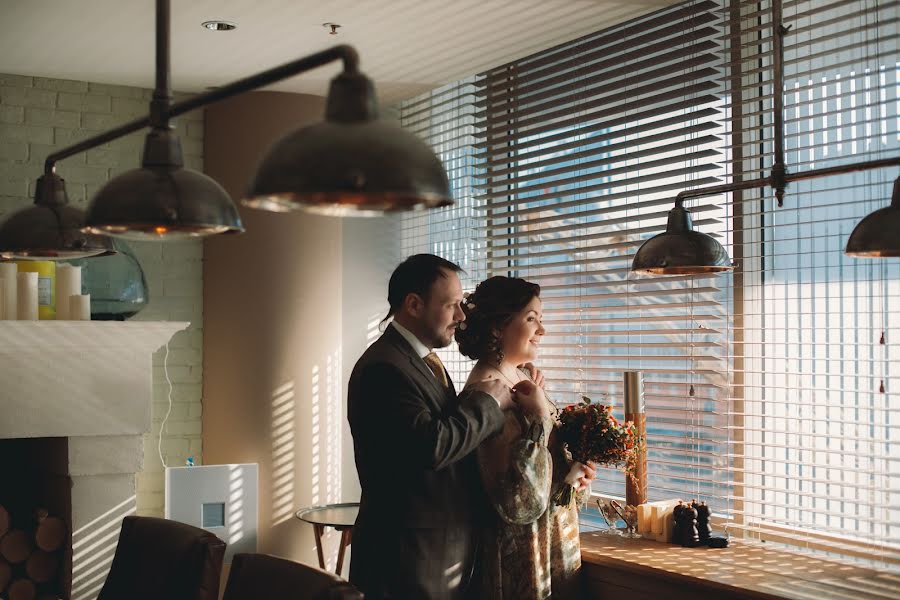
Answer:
[580,531,899,600]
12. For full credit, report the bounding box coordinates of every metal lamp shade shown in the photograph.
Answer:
[0,174,114,260]
[84,166,245,241]
[845,177,900,257]
[243,119,453,216]
[632,203,733,275]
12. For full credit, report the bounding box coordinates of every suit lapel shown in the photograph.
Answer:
[384,325,454,402]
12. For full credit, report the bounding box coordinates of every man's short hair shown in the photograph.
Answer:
[382,254,463,325]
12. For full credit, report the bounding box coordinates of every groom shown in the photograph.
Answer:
[348,254,512,600]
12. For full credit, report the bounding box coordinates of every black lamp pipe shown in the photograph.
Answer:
[771,0,788,206]
[673,156,900,207]
[44,0,359,174]
[149,0,172,130]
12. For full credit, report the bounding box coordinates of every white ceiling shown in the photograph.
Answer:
[0,0,680,104]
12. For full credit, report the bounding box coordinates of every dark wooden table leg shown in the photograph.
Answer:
[335,527,352,576]
[313,523,326,570]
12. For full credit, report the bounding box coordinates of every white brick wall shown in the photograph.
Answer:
[0,73,205,517]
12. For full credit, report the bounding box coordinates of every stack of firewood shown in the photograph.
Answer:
[0,504,65,600]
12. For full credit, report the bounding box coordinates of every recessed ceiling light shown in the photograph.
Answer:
[202,20,237,31]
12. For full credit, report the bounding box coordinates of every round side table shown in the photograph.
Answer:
[295,502,359,576]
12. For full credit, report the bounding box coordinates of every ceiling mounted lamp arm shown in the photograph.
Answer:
[11,0,447,254]
[43,44,362,178]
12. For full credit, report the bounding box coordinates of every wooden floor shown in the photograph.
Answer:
[580,532,900,600]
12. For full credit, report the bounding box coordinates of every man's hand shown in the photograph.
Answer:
[470,378,514,410]
[520,362,545,388]
[511,379,550,418]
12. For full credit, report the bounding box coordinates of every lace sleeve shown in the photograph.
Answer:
[478,412,553,525]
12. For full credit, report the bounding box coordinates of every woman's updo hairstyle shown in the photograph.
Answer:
[455,276,540,362]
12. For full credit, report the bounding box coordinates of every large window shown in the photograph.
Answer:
[398,0,898,567]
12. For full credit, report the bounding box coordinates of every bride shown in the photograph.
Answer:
[455,276,595,600]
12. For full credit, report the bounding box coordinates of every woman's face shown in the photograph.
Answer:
[500,296,545,365]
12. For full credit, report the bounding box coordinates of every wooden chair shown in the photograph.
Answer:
[98,516,226,600]
[222,553,363,600]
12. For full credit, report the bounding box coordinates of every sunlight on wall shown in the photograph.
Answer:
[307,348,346,570]
[270,381,296,525]
[228,465,245,545]
[366,315,382,347]
[71,495,137,600]
[325,349,341,506]
[311,365,321,506]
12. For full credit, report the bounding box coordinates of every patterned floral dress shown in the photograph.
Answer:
[474,408,584,599]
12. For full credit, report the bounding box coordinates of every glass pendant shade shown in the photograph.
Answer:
[0,173,115,260]
[845,177,900,257]
[243,71,452,216]
[632,202,734,275]
[84,129,244,240]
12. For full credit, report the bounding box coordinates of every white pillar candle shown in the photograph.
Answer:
[17,272,38,321]
[69,294,91,321]
[0,263,16,320]
[55,265,81,320]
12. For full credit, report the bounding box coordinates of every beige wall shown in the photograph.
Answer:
[203,92,347,567]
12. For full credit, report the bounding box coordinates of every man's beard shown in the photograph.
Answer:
[431,324,457,348]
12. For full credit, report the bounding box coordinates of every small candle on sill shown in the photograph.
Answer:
[17,272,38,321]
[69,294,91,321]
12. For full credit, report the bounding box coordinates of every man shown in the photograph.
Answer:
[347,254,513,600]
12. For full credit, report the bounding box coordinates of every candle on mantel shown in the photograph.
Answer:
[0,263,16,320]
[69,294,91,321]
[17,272,38,321]
[55,265,81,321]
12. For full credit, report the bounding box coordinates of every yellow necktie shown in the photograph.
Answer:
[423,352,450,388]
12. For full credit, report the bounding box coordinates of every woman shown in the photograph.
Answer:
[455,276,594,600]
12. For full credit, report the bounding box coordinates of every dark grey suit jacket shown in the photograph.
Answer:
[347,324,505,599]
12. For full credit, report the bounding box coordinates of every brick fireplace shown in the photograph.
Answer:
[0,322,187,600]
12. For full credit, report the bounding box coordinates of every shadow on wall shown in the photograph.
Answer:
[70,495,137,600]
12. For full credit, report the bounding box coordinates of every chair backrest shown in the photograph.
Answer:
[222,553,364,600]
[98,515,226,600]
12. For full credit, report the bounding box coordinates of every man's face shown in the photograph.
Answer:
[418,269,465,349]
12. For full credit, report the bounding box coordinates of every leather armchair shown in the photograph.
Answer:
[223,553,363,600]
[98,516,226,600]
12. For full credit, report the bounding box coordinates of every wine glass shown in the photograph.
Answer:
[595,500,623,536]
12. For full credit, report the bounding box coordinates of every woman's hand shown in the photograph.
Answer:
[511,379,550,418]
[520,362,545,388]
[564,461,598,491]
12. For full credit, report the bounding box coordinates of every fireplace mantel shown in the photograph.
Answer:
[0,321,189,599]
[0,321,188,439]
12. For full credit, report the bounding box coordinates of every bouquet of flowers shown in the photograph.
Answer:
[552,396,641,507]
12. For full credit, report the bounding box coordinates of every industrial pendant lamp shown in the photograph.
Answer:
[83,128,243,240]
[631,199,733,275]
[243,70,452,216]
[0,173,115,260]
[845,176,900,257]
[83,0,242,239]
